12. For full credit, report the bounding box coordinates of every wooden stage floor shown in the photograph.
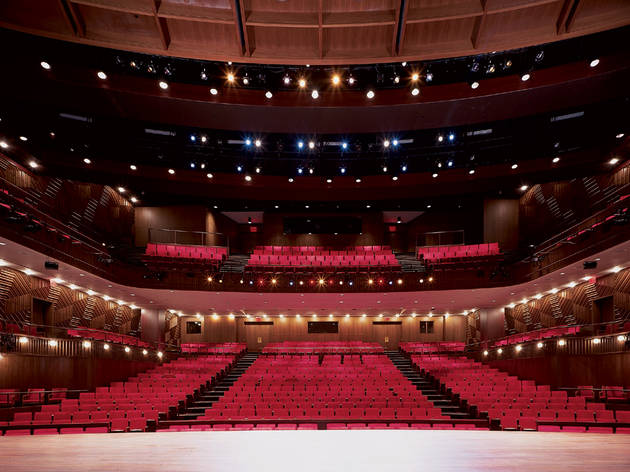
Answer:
[1,430,629,472]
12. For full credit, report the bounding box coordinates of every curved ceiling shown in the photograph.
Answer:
[1,0,630,64]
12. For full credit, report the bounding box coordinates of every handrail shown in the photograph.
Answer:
[148,228,229,253]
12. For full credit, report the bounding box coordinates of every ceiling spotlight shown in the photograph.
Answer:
[470,81,479,89]
[432,173,438,178]
[265,91,273,99]
[511,163,518,169]
[29,161,38,169]
[308,141,315,149]
[340,167,346,174]
[245,175,252,182]
[298,78,306,88]
[255,139,262,147]
[401,165,407,172]
[326,178,332,184]
[448,133,455,141]
[382,166,388,172]
[190,135,196,142]
[210,88,218,95]
[521,73,531,82]
[97,71,107,80]
[200,69,207,80]
[411,88,420,96]
[288,178,294,183]
[425,72,433,82]
[283,75,291,85]
[341,142,348,150]
[447,160,453,167]
[227,73,235,82]
[237,165,243,172]
[552,157,560,163]
[437,135,444,142]
[40,61,51,70]
[130,164,137,170]
[308,168,314,174]
[297,167,303,174]
[311,90,319,99]
[168,169,175,174]
[384,140,390,148]
[243,76,249,85]
[366,90,375,99]
[589,58,600,68]
[348,76,355,85]
[520,185,529,191]
[411,73,419,81]
[469,169,475,175]
[130,197,138,203]
[332,75,340,85]
[616,133,624,139]
[255,167,261,174]
[355,178,361,183]
[117,187,126,193]
[159,81,168,90]
[0,141,8,149]
[83,158,91,164]
[245,138,252,146]
[298,141,304,149]
[392,176,398,181]
[609,158,620,165]
[393,76,400,84]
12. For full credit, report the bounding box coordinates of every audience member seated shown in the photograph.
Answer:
[412,355,627,433]
[417,243,500,264]
[247,245,399,271]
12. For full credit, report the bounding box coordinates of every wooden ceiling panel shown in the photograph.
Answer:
[406,0,483,23]
[0,0,73,35]
[401,17,477,57]
[485,0,559,14]
[71,0,155,15]
[324,25,394,59]
[158,0,234,24]
[248,26,320,59]
[244,0,319,13]
[166,19,241,55]
[479,2,564,48]
[571,0,630,34]
[324,0,399,12]
[77,4,164,48]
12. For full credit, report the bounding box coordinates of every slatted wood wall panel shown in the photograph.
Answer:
[504,268,630,334]
[0,267,140,334]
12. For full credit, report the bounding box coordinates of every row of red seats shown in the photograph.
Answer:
[255,245,391,254]
[162,423,489,431]
[399,342,465,354]
[261,342,384,354]
[412,355,626,433]
[180,342,246,354]
[577,385,629,400]
[3,427,109,436]
[0,321,37,336]
[417,243,500,262]
[67,328,149,347]
[0,388,67,407]
[145,243,227,261]
[494,326,580,346]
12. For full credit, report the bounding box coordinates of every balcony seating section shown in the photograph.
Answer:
[180,342,247,354]
[412,355,628,433]
[67,327,150,348]
[145,243,227,262]
[199,354,485,430]
[494,326,580,347]
[0,321,38,336]
[247,245,400,271]
[576,386,629,401]
[2,354,235,436]
[417,243,500,264]
[261,341,384,354]
[399,342,465,354]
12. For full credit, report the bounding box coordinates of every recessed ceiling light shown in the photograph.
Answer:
[366,90,375,99]
[326,178,332,183]
[159,81,168,90]
[355,178,361,183]
[28,161,38,169]
[0,141,8,149]
[254,139,262,147]
[432,173,438,178]
[83,158,91,164]
[117,187,125,193]
[40,61,51,70]
[130,164,137,170]
[168,169,175,174]
[469,169,475,174]
[616,133,625,139]
[245,175,252,182]
[265,91,273,99]
[411,88,420,96]
[552,157,560,163]
[19,136,28,142]
[511,163,518,169]
[130,197,138,203]
[210,88,218,95]
[521,73,530,81]
[207,173,213,179]
[308,141,315,149]
[392,176,398,181]
[589,58,600,68]
[298,78,306,88]
[609,158,619,165]
[288,178,294,183]
[470,81,479,89]
[311,90,319,99]
[332,75,340,85]
[520,185,529,191]
[97,71,107,80]
[227,73,235,82]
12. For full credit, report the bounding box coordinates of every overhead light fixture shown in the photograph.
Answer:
[470,81,479,89]
[311,90,319,99]
[82,158,92,164]
[332,75,340,85]
[210,88,218,95]
[355,178,361,183]
[411,88,419,96]
[469,169,475,175]
[432,173,438,178]
[298,78,306,88]
[520,185,528,191]
[29,161,39,169]
[40,61,51,70]
[308,141,315,149]
[265,91,273,99]
[117,187,125,193]
[168,169,175,174]
[254,139,262,147]
[19,136,28,141]
[288,178,294,183]
[609,158,619,165]
[521,73,530,81]
[0,141,8,149]
[616,133,625,139]
[97,71,107,80]
[283,75,290,85]
[383,140,390,148]
[366,90,375,99]
[552,157,560,163]
[227,73,235,82]
[130,197,138,203]
[159,81,168,90]
[511,164,518,169]
[130,164,137,170]
[244,175,252,182]
[589,58,600,68]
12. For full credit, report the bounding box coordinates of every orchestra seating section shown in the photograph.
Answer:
[246,246,400,271]
[180,343,246,354]
[494,326,580,347]
[417,243,501,264]
[399,342,465,354]
[1,352,236,436]
[576,386,629,401]
[411,355,630,434]
[261,341,384,354]
[144,243,227,268]
[195,353,486,431]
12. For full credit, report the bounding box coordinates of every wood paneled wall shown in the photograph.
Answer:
[483,199,519,250]
[0,353,157,391]
[0,267,141,335]
[175,314,467,351]
[487,352,630,389]
[134,205,208,247]
[504,267,630,334]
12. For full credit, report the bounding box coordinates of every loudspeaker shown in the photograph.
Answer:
[44,261,59,270]
[583,261,598,270]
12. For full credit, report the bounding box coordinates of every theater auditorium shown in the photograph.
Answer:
[0,1,629,471]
